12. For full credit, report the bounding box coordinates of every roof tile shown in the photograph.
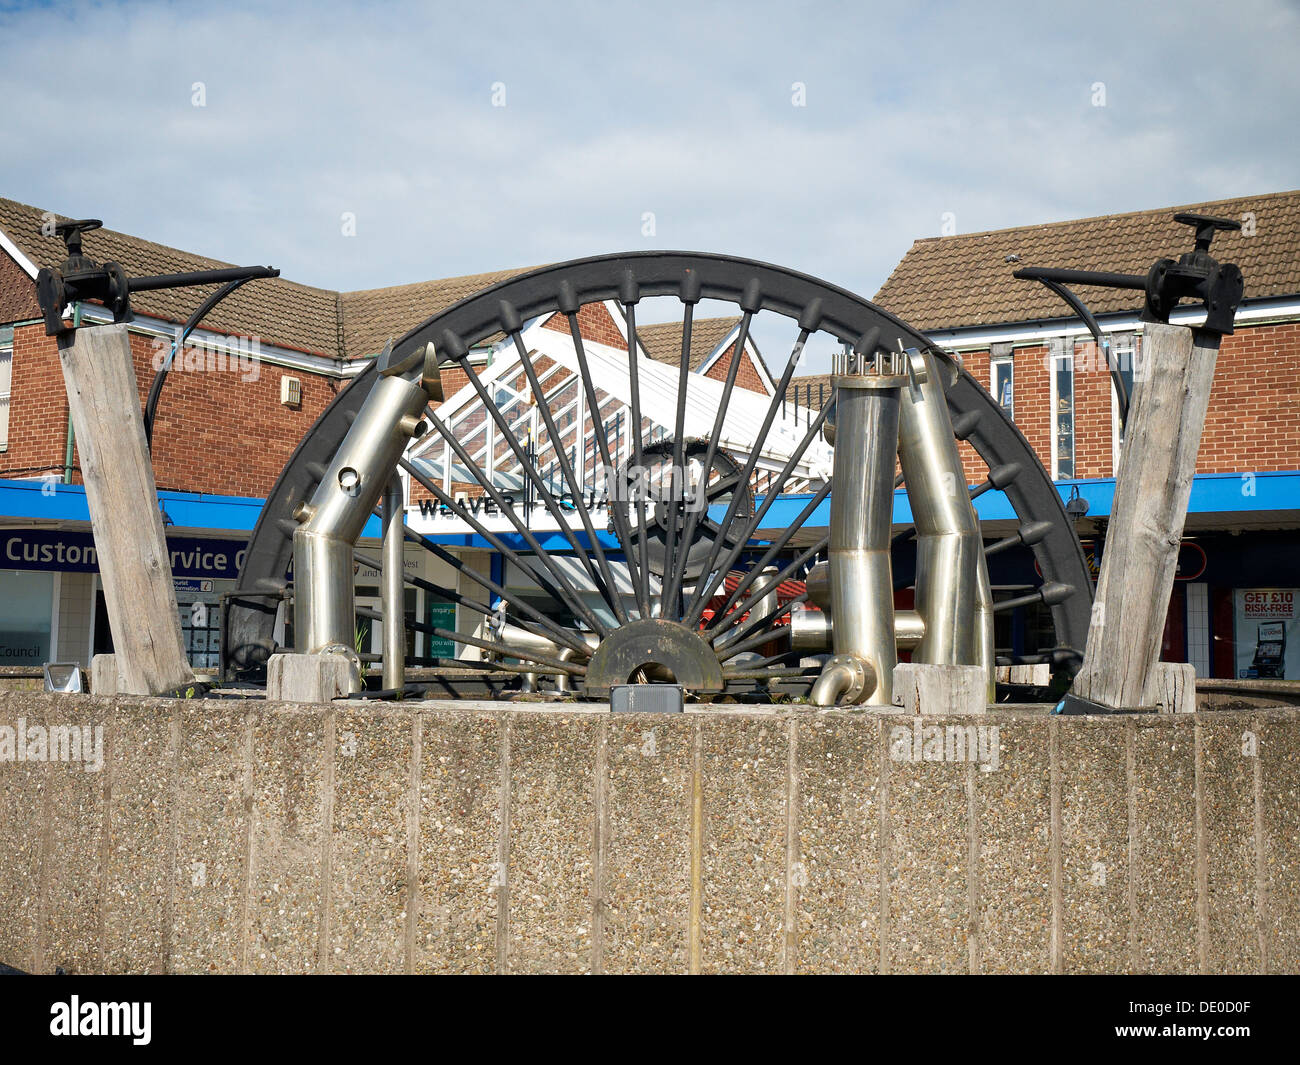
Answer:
[874,190,1300,331]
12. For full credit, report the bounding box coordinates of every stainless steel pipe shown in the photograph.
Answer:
[791,604,925,652]
[490,623,598,695]
[812,358,907,706]
[293,372,429,681]
[381,473,406,691]
[896,349,994,694]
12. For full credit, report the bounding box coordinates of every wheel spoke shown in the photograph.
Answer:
[447,339,620,619]
[507,328,629,624]
[622,296,653,616]
[401,448,608,638]
[662,308,754,614]
[714,592,808,662]
[660,299,696,619]
[558,304,651,619]
[684,403,830,626]
[708,537,825,643]
[706,481,831,626]
[687,327,810,617]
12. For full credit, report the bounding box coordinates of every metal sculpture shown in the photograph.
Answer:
[222,251,1091,702]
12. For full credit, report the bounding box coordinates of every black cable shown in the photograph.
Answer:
[143,276,258,449]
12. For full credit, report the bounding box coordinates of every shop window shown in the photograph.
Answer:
[1049,338,1074,480]
[990,343,1013,419]
[0,569,53,665]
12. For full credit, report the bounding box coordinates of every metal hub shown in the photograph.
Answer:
[632,438,753,580]
[582,619,724,697]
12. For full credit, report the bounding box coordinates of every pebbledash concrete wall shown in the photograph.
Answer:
[0,691,1297,975]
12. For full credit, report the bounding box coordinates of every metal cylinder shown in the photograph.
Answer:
[790,604,925,652]
[749,567,780,621]
[805,560,831,611]
[814,367,905,705]
[715,567,781,652]
[381,474,406,691]
[293,373,429,673]
[897,348,993,686]
[490,622,599,661]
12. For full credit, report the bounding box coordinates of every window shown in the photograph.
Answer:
[1109,332,1139,472]
[0,569,53,665]
[990,342,1014,418]
[0,325,12,451]
[1049,338,1074,480]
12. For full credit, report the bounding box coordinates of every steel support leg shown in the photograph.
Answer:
[381,473,407,691]
[812,355,906,706]
[293,373,428,687]
[897,349,994,696]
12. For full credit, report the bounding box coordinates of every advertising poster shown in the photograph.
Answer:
[1235,589,1300,679]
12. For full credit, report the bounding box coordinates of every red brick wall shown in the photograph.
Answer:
[953,321,1300,483]
[703,343,768,395]
[4,322,339,497]
[1201,322,1300,473]
[0,249,40,324]
[541,303,627,350]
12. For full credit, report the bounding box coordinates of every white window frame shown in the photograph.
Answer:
[989,342,1014,419]
[1109,332,1140,475]
[0,325,12,452]
[1048,339,1074,481]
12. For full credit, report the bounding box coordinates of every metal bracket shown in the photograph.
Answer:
[1013,211,1244,340]
[1057,692,1156,716]
[34,217,279,339]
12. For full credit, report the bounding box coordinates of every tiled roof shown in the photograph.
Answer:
[0,196,535,360]
[340,269,534,359]
[788,373,834,410]
[636,315,741,371]
[0,196,342,356]
[874,190,1300,332]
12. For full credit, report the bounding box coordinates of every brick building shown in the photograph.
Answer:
[854,190,1300,678]
[4,191,1297,681]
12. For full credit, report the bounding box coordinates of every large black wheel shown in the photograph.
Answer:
[223,252,1091,695]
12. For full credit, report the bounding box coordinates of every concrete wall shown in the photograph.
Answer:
[0,691,1296,974]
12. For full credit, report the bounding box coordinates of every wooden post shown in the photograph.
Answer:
[59,324,194,695]
[1071,322,1219,711]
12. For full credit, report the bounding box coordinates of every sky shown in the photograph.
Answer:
[1,0,1298,367]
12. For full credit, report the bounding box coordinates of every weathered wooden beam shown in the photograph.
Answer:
[1071,322,1219,711]
[891,662,987,715]
[58,324,194,695]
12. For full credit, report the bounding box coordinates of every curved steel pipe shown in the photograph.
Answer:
[293,373,429,679]
[897,349,994,691]
[490,623,597,694]
[810,654,876,706]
